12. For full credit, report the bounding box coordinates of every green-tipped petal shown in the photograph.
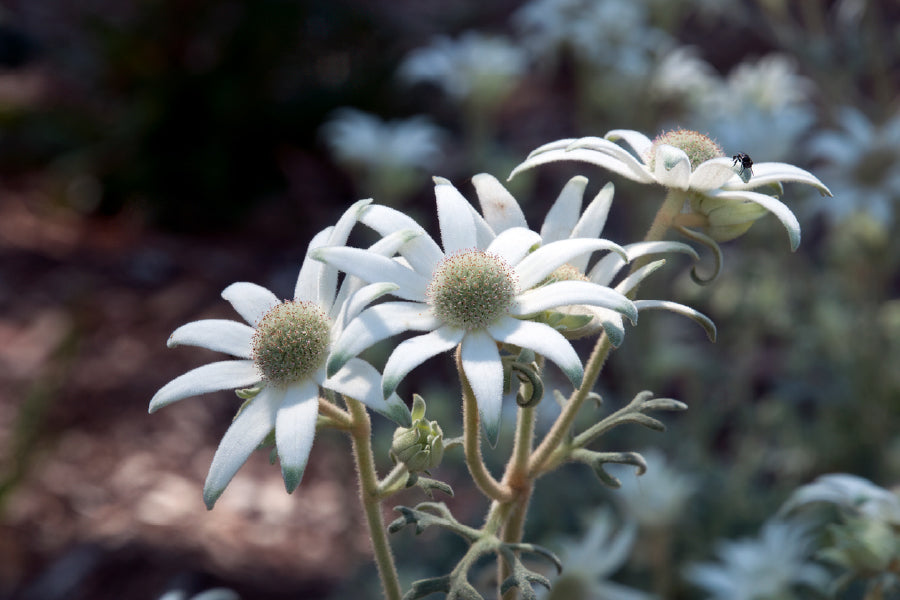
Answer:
[275,380,319,493]
[634,300,717,342]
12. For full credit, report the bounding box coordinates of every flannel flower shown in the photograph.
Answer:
[150,200,410,509]
[470,173,714,345]
[312,179,637,444]
[510,128,832,251]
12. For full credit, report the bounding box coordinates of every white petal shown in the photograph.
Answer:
[275,380,320,492]
[150,360,261,413]
[485,227,542,266]
[590,308,626,347]
[360,204,444,275]
[540,176,587,243]
[317,199,372,308]
[511,280,637,324]
[203,386,282,509]
[567,182,615,272]
[724,162,833,196]
[330,229,420,321]
[434,176,477,253]
[613,259,667,296]
[604,129,653,157]
[589,241,699,286]
[634,300,717,342]
[568,136,656,181]
[167,319,254,358]
[472,173,528,232]
[689,158,739,191]
[311,246,428,301]
[325,358,412,426]
[460,330,504,446]
[525,138,576,159]
[294,227,333,303]
[706,189,801,251]
[382,325,464,398]
[333,282,400,335]
[487,316,582,387]
[509,147,655,184]
[221,282,280,327]
[328,301,438,376]
[653,144,691,190]
[466,201,498,250]
[514,238,627,290]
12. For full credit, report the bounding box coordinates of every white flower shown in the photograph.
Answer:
[510,128,832,250]
[541,507,655,600]
[807,106,900,222]
[398,32,528,106]
[321,108,445,172]
[780,473,900,525]
[684,519,831,600]
[513,0,668,76]
[606,448,697,529]
[470,174,713,345]
[150,200,410,509]
[312,179,638,444]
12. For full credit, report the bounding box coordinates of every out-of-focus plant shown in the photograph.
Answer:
[321,108,447,202]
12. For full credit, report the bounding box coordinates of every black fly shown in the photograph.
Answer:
[732,152,754,179]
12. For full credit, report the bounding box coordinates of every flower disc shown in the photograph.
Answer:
[648,129,724,170]
[427,250,516,330]
[252,301,331,386]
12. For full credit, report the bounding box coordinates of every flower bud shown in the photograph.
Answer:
[390,395,444,473]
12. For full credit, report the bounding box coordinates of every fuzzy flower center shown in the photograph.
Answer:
[252,301,331,386]
[542,263,590,285]
[427,250,517,330]
[647,129,724,171]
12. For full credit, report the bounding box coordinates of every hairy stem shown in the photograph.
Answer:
[347,397,402,600]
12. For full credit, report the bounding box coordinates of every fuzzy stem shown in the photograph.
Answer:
[318,397,353,428]
[347,397,402,600]
[457,347,515,502]
[376,463,410,500]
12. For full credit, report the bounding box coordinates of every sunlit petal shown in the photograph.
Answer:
[460,329,504,446]
[150,360,261,413]
[514,238,627,290]
[203,386,282,508]
[311,246,428,301]
[488,316,583,388]
[360,204,444,275]
[485,227,542,266]
[221,282,280,327]
[382,325,464,398]
[167,319,254,358]
[540,176,587,243]
[275,380,320,493]
[325,358,412,426]
[472,173,528,232]
[435,176,477,253]
[327,301,438,376]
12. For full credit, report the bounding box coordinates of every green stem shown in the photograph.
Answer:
[376,463,410,500]
[528,334,614,476]
[529,188,686,476]
[347,397,402,600]
[457,348,514,502]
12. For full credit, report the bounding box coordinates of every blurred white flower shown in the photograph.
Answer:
[541,507,656,600]
[807,107,900,222]
[691,54,817,161]
[650,46,718,104]
[321,108,445,173]
[684,519,831,600]
[158,588,239,600]
[606,448,698,529]
[780,473,900,525]
[398,32,528,107]
[514,0,669,76]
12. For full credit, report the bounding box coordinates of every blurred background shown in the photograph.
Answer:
[0,0,898,598]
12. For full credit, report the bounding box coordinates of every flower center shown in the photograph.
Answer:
[647,129,724,170]
[252,301,331,386]
[427,249,517,330]
[542,263,589,285]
